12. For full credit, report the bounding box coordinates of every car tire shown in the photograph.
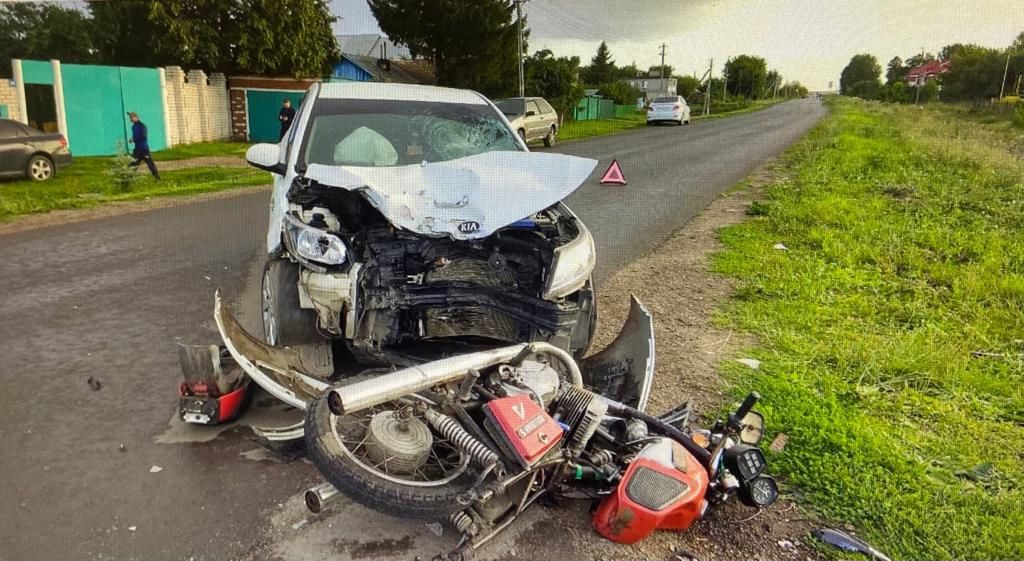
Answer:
[543,125,556,147]
[262,259,322,346]
[26,155,54,181]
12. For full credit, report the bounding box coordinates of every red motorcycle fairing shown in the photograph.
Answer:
[593,438,709,544]
[484,394,564,469]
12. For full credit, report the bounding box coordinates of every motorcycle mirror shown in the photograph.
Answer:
[739,411,765,445]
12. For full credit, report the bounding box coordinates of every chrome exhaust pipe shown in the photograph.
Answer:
[328,343,582,415]
[304,482,340,513]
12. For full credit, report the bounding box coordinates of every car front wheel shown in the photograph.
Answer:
[27,155,54,181]
[262,259,322,346]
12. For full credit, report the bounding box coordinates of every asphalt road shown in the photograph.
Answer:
[0,98,825,560]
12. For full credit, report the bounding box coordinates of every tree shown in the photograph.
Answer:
[615,62,642,80]
[940,44,969,61]
[919,79,940,103]
[886,57,907,84]
[370,0,520,95]
[525,49,582,120]
[0,3,98,71]
[90,0,339,76]
[596,81,640,105]
[765,69,782,96]
[582,41,617,85]
[941,45,1005,101]
[648,64,674,79]
[840,54,882,98]
[676,75,701,100]
[723,55,767,99]
[783,81,808,98]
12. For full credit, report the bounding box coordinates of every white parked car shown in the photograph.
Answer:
[239,82,602,376]
[647,95,691,126]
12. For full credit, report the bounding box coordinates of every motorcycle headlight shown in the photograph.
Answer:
[283,214,347,267]
[543,224,596,299]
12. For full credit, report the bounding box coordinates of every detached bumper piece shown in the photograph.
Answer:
[177,343,250,425]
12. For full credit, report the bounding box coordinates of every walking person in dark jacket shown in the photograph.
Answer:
[278,99,296,140]
[127,111,160,180]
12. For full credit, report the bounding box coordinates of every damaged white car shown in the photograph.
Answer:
[243,83,600,377]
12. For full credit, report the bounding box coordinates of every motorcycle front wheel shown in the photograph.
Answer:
[304,391,480,519]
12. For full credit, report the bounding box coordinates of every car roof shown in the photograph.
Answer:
[317,82,489,105]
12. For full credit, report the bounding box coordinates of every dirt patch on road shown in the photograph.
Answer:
[502,162,821,561]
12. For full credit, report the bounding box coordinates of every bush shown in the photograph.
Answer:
[107,142,140,192]
[594,81,641,105]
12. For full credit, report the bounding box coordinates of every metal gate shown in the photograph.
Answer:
[245,90,306,143]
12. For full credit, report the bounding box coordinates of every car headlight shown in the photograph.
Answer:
[283,214,347,267]
[543,224,596,299]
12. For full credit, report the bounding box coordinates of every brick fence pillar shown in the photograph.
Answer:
[229,88,248,141]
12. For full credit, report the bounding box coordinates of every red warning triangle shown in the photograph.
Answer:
[600,159,626,185]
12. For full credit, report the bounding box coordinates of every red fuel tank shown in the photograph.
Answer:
[593,438,709,544]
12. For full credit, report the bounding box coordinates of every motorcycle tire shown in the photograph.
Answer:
[304,391,480,519]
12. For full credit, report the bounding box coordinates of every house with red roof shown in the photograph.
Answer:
[906,60,951,86]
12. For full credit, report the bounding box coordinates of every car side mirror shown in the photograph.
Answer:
[526,110,537,117]
[246,143,285,175]
[739,411,765,445]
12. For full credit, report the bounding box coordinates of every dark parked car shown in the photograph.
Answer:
[0,119,72,181]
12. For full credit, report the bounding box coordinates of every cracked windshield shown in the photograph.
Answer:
[0,1,1022,561]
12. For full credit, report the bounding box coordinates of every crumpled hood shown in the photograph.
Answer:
[304,151,597,240]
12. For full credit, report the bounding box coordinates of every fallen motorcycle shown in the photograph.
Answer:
[289,301,778,559]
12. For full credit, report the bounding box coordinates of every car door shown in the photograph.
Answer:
[537,99,557,132]
[526,100,543,141]
[0,120,30,177]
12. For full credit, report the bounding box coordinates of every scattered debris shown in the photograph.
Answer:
[149,465,163,473]
[119,443,127,453]
[291,519,308,530]
[813,528,891,561]
[777,539,796,551]
[425,522,444,537]
[86,377,102,391]
[769,433,789,453]
[773,243,789,250]
[128,526,137,532]
[736,358,762,370]
[204,275,211,281]
[671,546,701,561]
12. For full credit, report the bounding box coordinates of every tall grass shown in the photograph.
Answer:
[714,98,1024,559]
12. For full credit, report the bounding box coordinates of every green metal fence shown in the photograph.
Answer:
[573,97,614,121]
[245,89,306,143]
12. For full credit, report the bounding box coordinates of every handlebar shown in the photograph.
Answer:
[734,392,760,420]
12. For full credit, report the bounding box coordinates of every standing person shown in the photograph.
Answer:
[278,98,296,140]
[127,111,160,180]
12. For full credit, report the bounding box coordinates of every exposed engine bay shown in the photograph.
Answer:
[282,177,597,362]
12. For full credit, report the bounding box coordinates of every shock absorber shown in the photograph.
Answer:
[424,409,500,468]
[450,510,478,536]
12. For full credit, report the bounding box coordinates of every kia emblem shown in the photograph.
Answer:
[457,221,481,234]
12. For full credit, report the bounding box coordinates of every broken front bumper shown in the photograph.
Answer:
[213,290,655,412]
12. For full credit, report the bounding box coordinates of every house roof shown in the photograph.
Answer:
[907,60,951,77]
[336,34,410,59]
[341,54,436,86]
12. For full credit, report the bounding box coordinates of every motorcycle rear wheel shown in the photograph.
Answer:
[305,391,480,519]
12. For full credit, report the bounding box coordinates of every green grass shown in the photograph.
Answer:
[558,98,789,142]
[152,141,250,161]
[0,155,267,220]
[713,97,1024,559]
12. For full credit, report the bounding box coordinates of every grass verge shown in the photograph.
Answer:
[713,97,1023,559]
[0,156,266,221]
[558,98,789,142]
[152,141,250,161]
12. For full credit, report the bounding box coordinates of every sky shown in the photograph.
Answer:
[333,0,1024,90]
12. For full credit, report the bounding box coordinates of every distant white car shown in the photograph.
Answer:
[647,95,691,126]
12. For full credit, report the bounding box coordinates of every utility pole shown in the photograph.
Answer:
[515,0,527,97]
[999,49,1011,100]
[658,43,667,79]
[722,69,728,101]
[914,47,924,105]
[705,58,713,116]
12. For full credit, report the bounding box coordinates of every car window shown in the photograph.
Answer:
[527,101,541,115]
[652,97,678,104]
[537,99,555,114]
[299,99,520,169]
[494,98,525,117]
[0,120,20,139]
